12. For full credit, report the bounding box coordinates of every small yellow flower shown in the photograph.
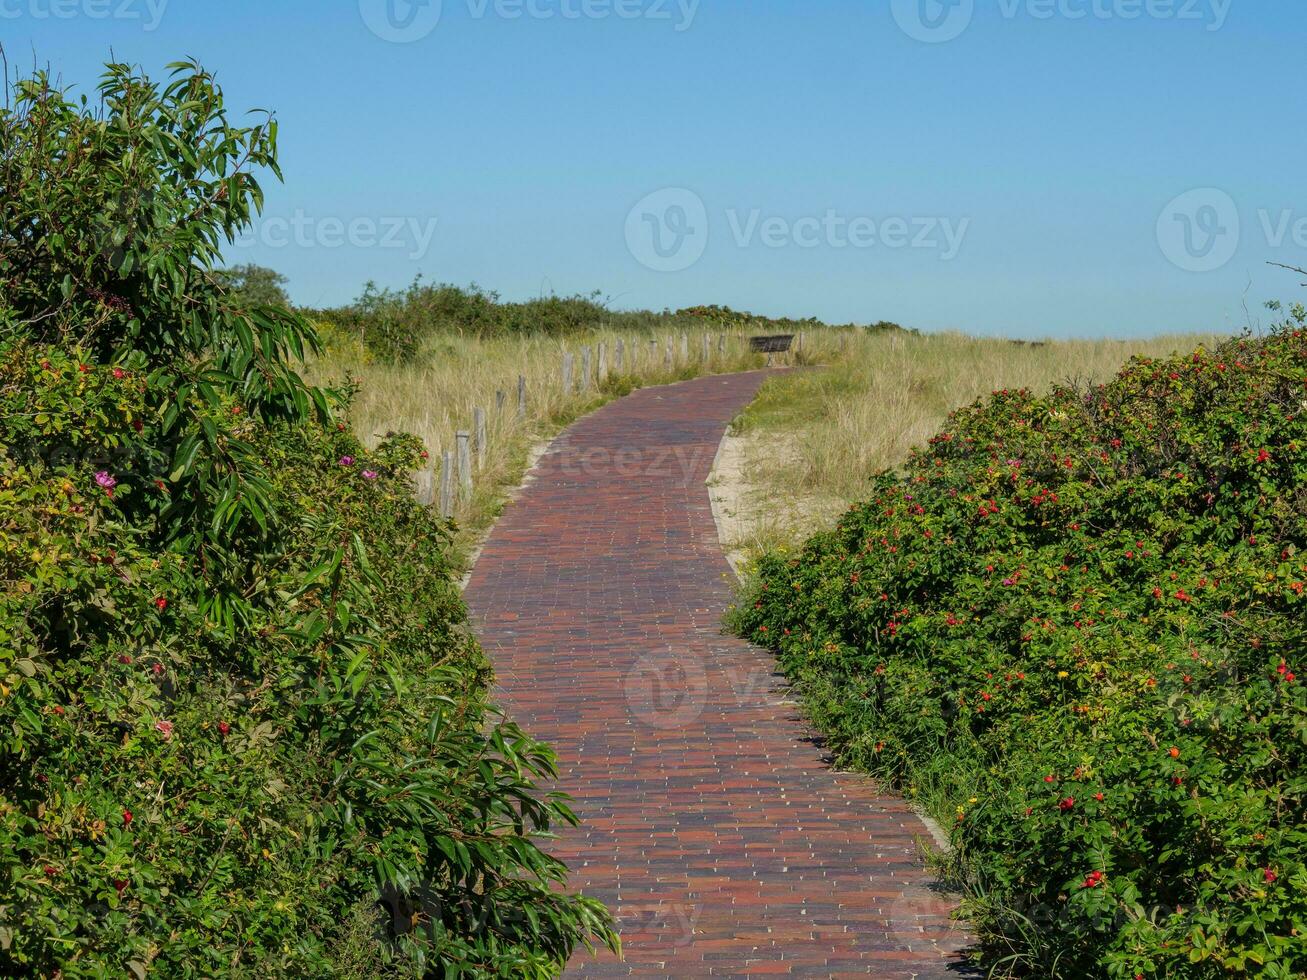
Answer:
[1057,671,1070,679]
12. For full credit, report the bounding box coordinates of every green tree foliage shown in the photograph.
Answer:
[311,278,615,363]
[213,263,291,309]
[0,59,616,977]
[732,322,1307,977]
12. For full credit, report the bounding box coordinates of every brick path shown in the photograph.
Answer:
[464,371,973,977]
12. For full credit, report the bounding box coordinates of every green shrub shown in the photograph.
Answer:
[213,264,292,309]
[312,279,614,362]
[0,59,615,976]
[310,284,907,365]
[731,320,1307,977]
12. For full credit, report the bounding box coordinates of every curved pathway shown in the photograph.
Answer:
[465,371,972,977]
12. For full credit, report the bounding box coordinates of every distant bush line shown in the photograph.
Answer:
[286,275,912,363]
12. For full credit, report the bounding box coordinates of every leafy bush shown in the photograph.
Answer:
[213,263,292,309]
[676,303,913,335]
[731,320,1307,977]
[313,279,613,362]
[0,60,615,976]
[311,284,913,364]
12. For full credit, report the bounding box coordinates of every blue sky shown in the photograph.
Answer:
[7,0,1305,336]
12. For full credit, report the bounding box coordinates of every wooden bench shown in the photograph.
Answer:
[749,334,794,365]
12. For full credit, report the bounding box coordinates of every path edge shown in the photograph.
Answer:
[705,416,956,855]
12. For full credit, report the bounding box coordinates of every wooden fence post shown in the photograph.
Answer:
[701,333,710,363]
[440,450,453,517]
[456,431,472,497]
[615,338,625,373]
[517,374,527,419]
[413,468,433,506]
[581,347,592,391]
[664,340,673,371]
[680,333,689,361]
[495,389,506,413]
[473,407,487,467]
[597,342,607,382]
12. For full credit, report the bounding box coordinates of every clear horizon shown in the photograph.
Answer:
[6,0,1304,337]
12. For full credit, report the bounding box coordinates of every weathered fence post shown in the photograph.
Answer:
[648,339,659,367]
[664,339,674,371]
[456,431,472,497]
[680,333,689,361]
[597,342,607,382]
[473,407,487,467]
[701,333,710,363]
[440,450,453,517]
[718,333,726,356]
[495,389,506,413]
[562,351,574,393]
[413,468,433,506]
[615,338,625,373]
[581,346,592,391]
[517,374,527,419]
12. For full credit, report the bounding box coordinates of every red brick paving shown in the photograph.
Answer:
[464,371,974,977]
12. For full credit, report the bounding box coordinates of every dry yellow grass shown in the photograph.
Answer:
[308,323,1227,569]
[306,324,773,563]
[722,328,1227,559]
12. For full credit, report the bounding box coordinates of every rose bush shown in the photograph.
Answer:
[0,61,615,976]
[731,320,1307,977]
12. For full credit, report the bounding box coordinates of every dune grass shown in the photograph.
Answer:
[309,322,1226,572]
[306,322,788,566]
[723,329,1228,560]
